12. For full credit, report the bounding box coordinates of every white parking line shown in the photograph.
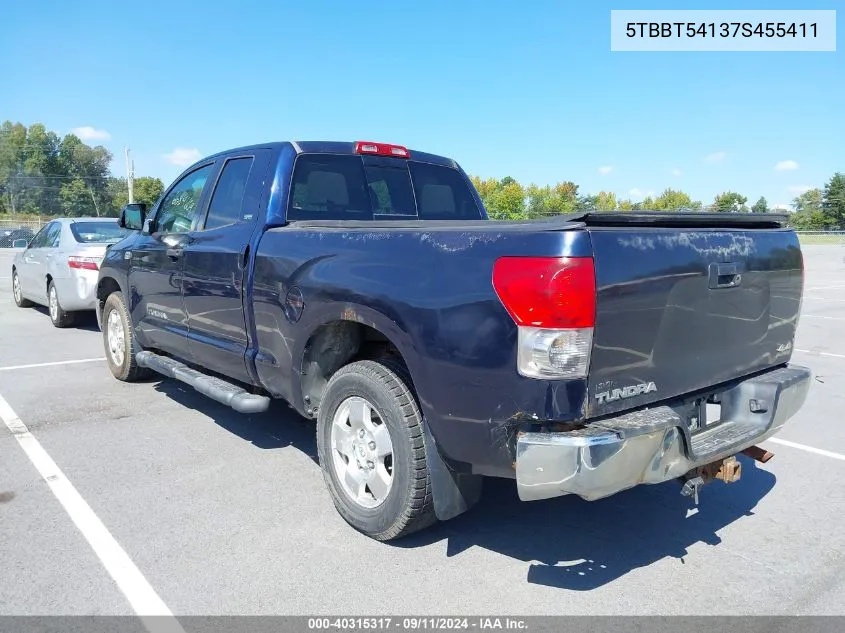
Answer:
[768,437,845,462]
[0,358,105,372]
[802,314,845,321]
[795,348,845,359]
[804,284,845,291]
[0,392,182,627]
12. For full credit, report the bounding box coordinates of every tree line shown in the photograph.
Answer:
[0,121,163,218]
[2,121,842,230]
[470,174,845,230]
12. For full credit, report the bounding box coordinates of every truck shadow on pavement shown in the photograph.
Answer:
[153,380,320,460]
[401,457,776,590]
[151,380,776,591]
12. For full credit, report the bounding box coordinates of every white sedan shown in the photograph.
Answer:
[11,217,130,327]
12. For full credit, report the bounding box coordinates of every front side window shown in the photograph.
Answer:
[28,224,52,248]
[155,164,214,234]
[203,157,254,230]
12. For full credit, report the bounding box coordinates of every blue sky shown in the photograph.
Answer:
[1,0,841,209]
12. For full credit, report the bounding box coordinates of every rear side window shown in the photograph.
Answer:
[71,221,129,243]
[409,162,481,220]
[289,154,371,220]
[287,154,482,221]
[204,157,254,230]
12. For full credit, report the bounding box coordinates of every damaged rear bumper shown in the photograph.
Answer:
[515,365,811,502]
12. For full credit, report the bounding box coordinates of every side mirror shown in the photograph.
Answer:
[12,239,29,248]
[119,203,147,230]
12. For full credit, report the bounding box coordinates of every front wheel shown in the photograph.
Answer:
[316,360,437,541]
[12,271,33,307]
[102,291,149,381]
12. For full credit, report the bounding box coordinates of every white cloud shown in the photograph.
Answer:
[628,188,655,200]
[788,185,812,194]
[773,203,791,211]
[775,160,799,171]
[71,126,111,141]
[704,151,726,163]
[598,165,613,175]
[162,147,202,167]
[670,168,682,176]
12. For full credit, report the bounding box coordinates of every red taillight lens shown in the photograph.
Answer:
[354,141,410,158]
[492,257,596,329]
[68,256,99,271]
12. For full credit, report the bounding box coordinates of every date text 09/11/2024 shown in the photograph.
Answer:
[626,22,818,39]
[307,618,528,630]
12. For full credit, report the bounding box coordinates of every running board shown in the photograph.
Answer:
[136,351,270,414]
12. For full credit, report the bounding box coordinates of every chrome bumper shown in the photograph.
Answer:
[516,365,812,502]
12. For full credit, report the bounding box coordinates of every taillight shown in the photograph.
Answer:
[354,141,410,158]
[493,257,596,379]
[68,256,99,271]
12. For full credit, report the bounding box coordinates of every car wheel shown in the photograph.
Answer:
[102,291,149,381]
[317,359,436,541]
[12,270,33,307]
[48,281,75,328]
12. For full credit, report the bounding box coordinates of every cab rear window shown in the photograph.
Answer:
[287,154,482,221]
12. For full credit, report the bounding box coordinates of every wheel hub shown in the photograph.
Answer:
[330,396,394,508]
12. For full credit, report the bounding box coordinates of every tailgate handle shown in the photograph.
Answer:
[709,262,743,289]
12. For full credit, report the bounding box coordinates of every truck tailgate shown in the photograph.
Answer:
[586,223,803,418]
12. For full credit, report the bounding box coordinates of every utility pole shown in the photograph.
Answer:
[125,147,135,203]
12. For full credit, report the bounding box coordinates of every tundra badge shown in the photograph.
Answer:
[595,381,657,404]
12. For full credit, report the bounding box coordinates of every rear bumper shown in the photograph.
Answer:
[52,270,99,311]
[515,364,811,502]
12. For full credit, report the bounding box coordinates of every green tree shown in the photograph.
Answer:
[713,191,749,213]
[617,199,634,211]
[789,188,826,230]
[57,133,112,216]
[822,172,845,228]
[751,196,769,214]
[0,121,34,213]
[792,188,823,214]
[595,191,617,211]
[578,194,598,212]
[526,181,579,218]
[59,179,94,216]
[109,176,167,215]
[652,188,701,211]
[486,181,526,219]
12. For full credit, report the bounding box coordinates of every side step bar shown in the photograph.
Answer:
[136,351,270,414]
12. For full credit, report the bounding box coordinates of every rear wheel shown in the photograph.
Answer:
[102,291,149,381]
[12,270,33,307]
[316,359,436,541]
[48,281,75,328]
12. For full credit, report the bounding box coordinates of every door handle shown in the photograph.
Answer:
[166,248,183,261]
[708,262,743,289]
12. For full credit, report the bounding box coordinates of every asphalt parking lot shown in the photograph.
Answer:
[1,245,844,616]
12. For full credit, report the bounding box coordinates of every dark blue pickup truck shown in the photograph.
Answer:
[97,140,811,540]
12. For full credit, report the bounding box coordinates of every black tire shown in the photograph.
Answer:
[102,291,149,381]
[317,359,436,541]
[48,280,75,328]
[12,270,34,307]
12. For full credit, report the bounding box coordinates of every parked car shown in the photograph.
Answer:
[0,226,36,248]
[96,140,811,541]
[11,217,129,327]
